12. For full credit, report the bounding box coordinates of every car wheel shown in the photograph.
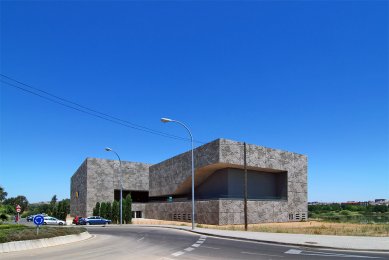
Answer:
[86,222,90,225]
[59,222,63,225]
[105,221,109,225]
[43,222,47,225]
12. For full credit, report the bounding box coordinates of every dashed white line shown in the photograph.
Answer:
[284,249,381,258]
[170,235,207,257]
[285,249,301,254]
[241,251,284,258]
[171,251,185,257]
[201,246,220,250]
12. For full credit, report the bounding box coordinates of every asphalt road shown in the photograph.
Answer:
[2,225,389,260]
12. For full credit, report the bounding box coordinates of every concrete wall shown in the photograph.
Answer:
[148,138,308,223]
[71,138,307,223]
[219,139,308,220]
[144,201,220,225]
[149,139,220,197]
[70,159,88,217]
[70,158,151,217]
[143,199,289,225]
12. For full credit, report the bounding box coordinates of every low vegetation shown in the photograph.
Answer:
[0,186,71,223]
[0,224,86,243]
[133,218,389,237]
[198,221,389,237]
[309,204,389,224]
[92,194,132,224]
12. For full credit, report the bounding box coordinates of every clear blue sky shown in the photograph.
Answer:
[1,1,388,203]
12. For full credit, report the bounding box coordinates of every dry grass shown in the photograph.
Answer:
[132,218,192,227]
[132,219,389,237]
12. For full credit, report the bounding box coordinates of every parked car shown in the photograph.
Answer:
[27,215,35,222]
[43,216,66,225]
[79,216,111,225]
[72,216,81,225]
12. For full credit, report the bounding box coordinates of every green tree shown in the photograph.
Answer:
[0,186,7,203]
[106,202,112,220]
[100,202,107,218]
[50,195,57,215]
[54,201,62,219]
[373,205,388,213]
[93,202,100,216]
[62,199,70,219]
[112,200,119,224]
[123,194,132,224]
[3,195,29,212]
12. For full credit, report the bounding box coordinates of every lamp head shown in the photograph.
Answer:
[161,117,173,123]
[105,147,112,152]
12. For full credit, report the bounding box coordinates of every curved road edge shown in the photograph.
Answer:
[0,231,92,253]
[132,224,389,253]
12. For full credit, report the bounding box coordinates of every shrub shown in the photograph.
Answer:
[123,194,132,224]
[0,213,8,221]
[100,202,107,218]
[93,202,100,216]
[106,202,112,220]
[112,201,119,224]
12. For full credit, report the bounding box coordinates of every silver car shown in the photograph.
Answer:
[43,216,66,225]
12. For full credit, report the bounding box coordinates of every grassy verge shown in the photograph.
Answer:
[197,221,389,237]
[132,218,389,237]
[0,224,87,243]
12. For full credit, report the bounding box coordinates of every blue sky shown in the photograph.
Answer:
[1,1,388,203]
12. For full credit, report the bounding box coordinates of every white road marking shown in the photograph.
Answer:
[285,249,381,258]
[285,249,301,254]
[241,251,284,257]
[136,237,144,241]
[171,251,185,257]
[170,235,207,257]
[201,246,220,250]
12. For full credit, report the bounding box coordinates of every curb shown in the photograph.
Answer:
[0,231,92,253]
[134,225,389,253]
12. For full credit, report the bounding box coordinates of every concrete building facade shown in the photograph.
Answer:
[70,138,307,224]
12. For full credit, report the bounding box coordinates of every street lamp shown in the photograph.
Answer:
[161,117,195,230]
[105,147,123,225]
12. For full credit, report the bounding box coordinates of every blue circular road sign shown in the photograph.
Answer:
[33,215,44,226]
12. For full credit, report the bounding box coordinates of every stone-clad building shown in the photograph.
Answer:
[70,138,308,224]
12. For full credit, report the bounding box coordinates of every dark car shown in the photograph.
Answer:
[27,215,35,222]
[79,216,111,225]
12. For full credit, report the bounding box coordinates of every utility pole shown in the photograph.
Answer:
[244,142,248,231]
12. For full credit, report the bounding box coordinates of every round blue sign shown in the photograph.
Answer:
[33,215,44,226]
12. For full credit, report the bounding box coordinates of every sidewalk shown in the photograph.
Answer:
[0,232,92,253]
[135,224,389,252]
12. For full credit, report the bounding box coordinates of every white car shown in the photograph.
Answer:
[43,216,66,225]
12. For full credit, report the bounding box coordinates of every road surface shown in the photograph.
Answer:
[2,225,388,259]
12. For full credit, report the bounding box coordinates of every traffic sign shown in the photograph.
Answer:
[16,205,21,213]
[33,215,44,226]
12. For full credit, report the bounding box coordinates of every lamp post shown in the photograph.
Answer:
[161,117,195,230]
[105,147,123,225]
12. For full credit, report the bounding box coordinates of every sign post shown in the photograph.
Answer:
[33,215,44,235]
[16,205,21,224]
